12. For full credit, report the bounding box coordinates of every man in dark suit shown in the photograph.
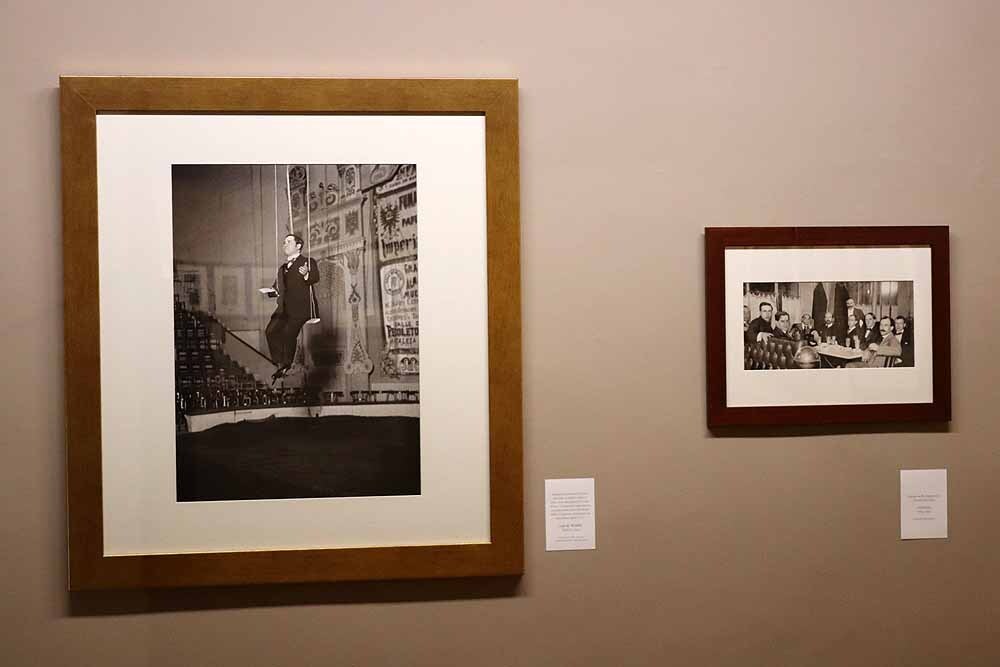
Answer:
[747,301,775,342]
[772,311,792,339]
[844,312,865,350]
[791,314,818,345]
[846,298,865,331]
[266,234,320,380]
[895,315,914,367]
[862,312,882,348]
[815,312,838,344]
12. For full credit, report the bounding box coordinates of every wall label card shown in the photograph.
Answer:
[545,478,596,551]
[900,469,948,540]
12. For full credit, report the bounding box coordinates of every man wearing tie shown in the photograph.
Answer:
[845,298,865,334]
[894,315,914,367]
[862,312,882,348]
[266,234,319,380]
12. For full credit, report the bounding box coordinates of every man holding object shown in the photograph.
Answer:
[265,234,319,380]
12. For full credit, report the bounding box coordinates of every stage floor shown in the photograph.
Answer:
[176,415,420,502]
[185,402,420,433]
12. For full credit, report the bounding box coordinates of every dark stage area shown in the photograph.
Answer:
[176,415,420,501]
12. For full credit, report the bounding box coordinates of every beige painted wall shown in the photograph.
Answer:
[3,1,999,665]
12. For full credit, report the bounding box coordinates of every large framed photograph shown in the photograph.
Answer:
[705,226,951,427]
[61,77,522,589]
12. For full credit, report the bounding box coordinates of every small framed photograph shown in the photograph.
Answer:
[61,77,522,589]
[705,226,951,427]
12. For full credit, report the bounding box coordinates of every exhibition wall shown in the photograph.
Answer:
[3,1,1000,664]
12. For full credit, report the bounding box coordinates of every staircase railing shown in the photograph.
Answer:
[196,312,276,385]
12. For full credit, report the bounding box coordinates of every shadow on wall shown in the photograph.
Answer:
[66,575,522,616]
[708,420,951,439]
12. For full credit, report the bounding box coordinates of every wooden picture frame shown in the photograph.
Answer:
[705,226,951,428]
[61,77,522,589]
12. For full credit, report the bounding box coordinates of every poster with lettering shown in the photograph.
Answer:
[376,190,418,262]
[380,260,419,375]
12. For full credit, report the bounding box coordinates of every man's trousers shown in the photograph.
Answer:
[266,315,308,368]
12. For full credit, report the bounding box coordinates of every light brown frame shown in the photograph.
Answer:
[61,77,522,589]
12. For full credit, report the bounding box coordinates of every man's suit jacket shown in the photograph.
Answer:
[791,323,818,344]
[895,327,913,347]
[865,332,902,367]
[863,325,882,348]
[895,327,914,366]
[844,326,865,348]
[272,255,320,319]
[816,323,838,344]
[748,316,773,342]
[834,305,865,340]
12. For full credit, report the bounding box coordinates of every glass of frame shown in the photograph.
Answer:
[705,226,951,428]
[61,77,522,589]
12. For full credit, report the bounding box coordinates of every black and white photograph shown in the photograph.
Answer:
[172,163,420,501]
[743,281,915,370]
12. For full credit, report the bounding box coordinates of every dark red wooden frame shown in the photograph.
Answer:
[705,226,951,428]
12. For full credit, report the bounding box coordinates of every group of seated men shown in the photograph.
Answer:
[744,298,914,368]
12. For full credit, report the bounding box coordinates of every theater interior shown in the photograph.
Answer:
[171,164,421,500]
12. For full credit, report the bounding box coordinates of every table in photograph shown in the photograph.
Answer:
[817,342,863,368]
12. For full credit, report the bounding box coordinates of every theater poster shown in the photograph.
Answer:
[380,260,420,376]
